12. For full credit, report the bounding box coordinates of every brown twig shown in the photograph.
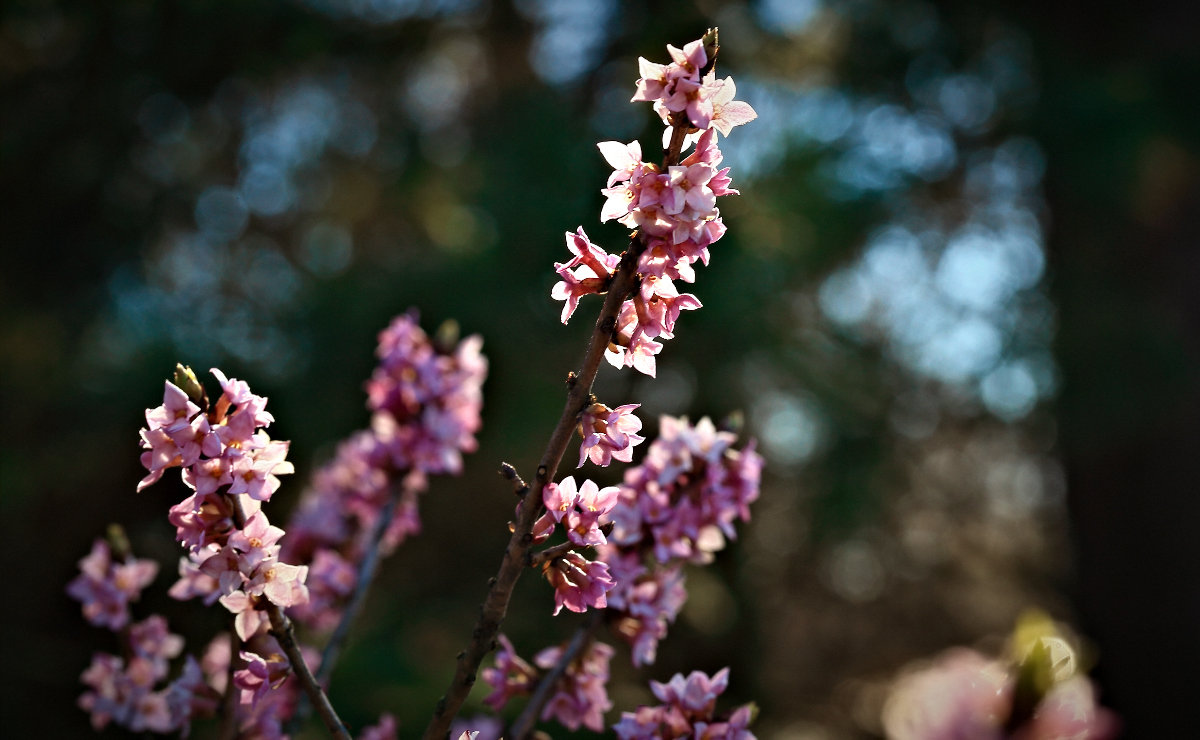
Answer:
[420,108,696,740]
[527,540,577,569]
[267,606,352,740]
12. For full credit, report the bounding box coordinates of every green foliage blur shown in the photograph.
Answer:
[2,0,1197,737]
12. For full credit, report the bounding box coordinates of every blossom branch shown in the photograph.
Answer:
[422,122,693,740]
[226,494,351,740]
[509,610,605,740]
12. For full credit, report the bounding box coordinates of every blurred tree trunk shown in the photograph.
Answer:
[1030,1,1200,733]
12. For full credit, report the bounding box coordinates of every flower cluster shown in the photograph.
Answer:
[596,545,687,667]
[68,538,218,734]
[551,36,755,381]
[481,634,540,712]
[136,366,312,727]
[577,401,645,468]
[482,636,615,734]
[529,476,620,615]
[533,641,615,732]
[613,668,755,740]
[883,642,1119,739]
[141,369,308,634]
[609,415,762,564]
[197,632,309,739]
[282,312,487,632]
[67,538,159,631]
[366,311,488,476]
[582,415,759,667]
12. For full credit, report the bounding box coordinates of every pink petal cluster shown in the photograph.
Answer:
[481,634,539,711]
[596,545,687,667]
[577,402,646,468]
[76,618,216,734]
[67,538,220,734]
[631,38,757,135]
[139,370,291,500]
[233,649,291,708]
[366,311,488,476]
[613,668,755,740]
[552,227,620,324]
[482,636,614,734]
[136,367,315,727]
[542,475,621,546]
[283,312,486,633]
[550,35,755,379]
[139,370,306,625]
[610,416,762,564]
[882,648,1119,740]
[543,550,617,616]
[198,633,317,737]
[67,539,159,630]
[533,641,615,732]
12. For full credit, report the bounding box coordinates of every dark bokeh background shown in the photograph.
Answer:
[2,0,1197,737]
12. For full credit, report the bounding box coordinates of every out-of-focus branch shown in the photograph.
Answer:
[509,610,604,740]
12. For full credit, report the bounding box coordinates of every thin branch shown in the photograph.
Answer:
[317,478,406,685]
[527,540,576,569]
[267,606,352,740]
[289,477,408,733]
[226,494,352,740]
[509,610,605,740]
[420,113,695,740]
[217,627,240,740]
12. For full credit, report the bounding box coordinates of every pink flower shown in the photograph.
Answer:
[217,591,268,641]
[605,301,664,377]
[653,667,730,715]
[544,476,621,546]
[665,163,717,215]
[703,75,758,137]
[578,402,646,468]
[481,634,538,711]
[450,717,504,740]
[632,276,702,344]
[228,439,294,502]
[234,650,290,709]
[253,561,309,608]
[552,227,618,324]
[614,668,755,740]
[227,511,284,573]
[128,615,184,677]
[552,262,609,324]
[168,548,221,604]
[544,550,616,615]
